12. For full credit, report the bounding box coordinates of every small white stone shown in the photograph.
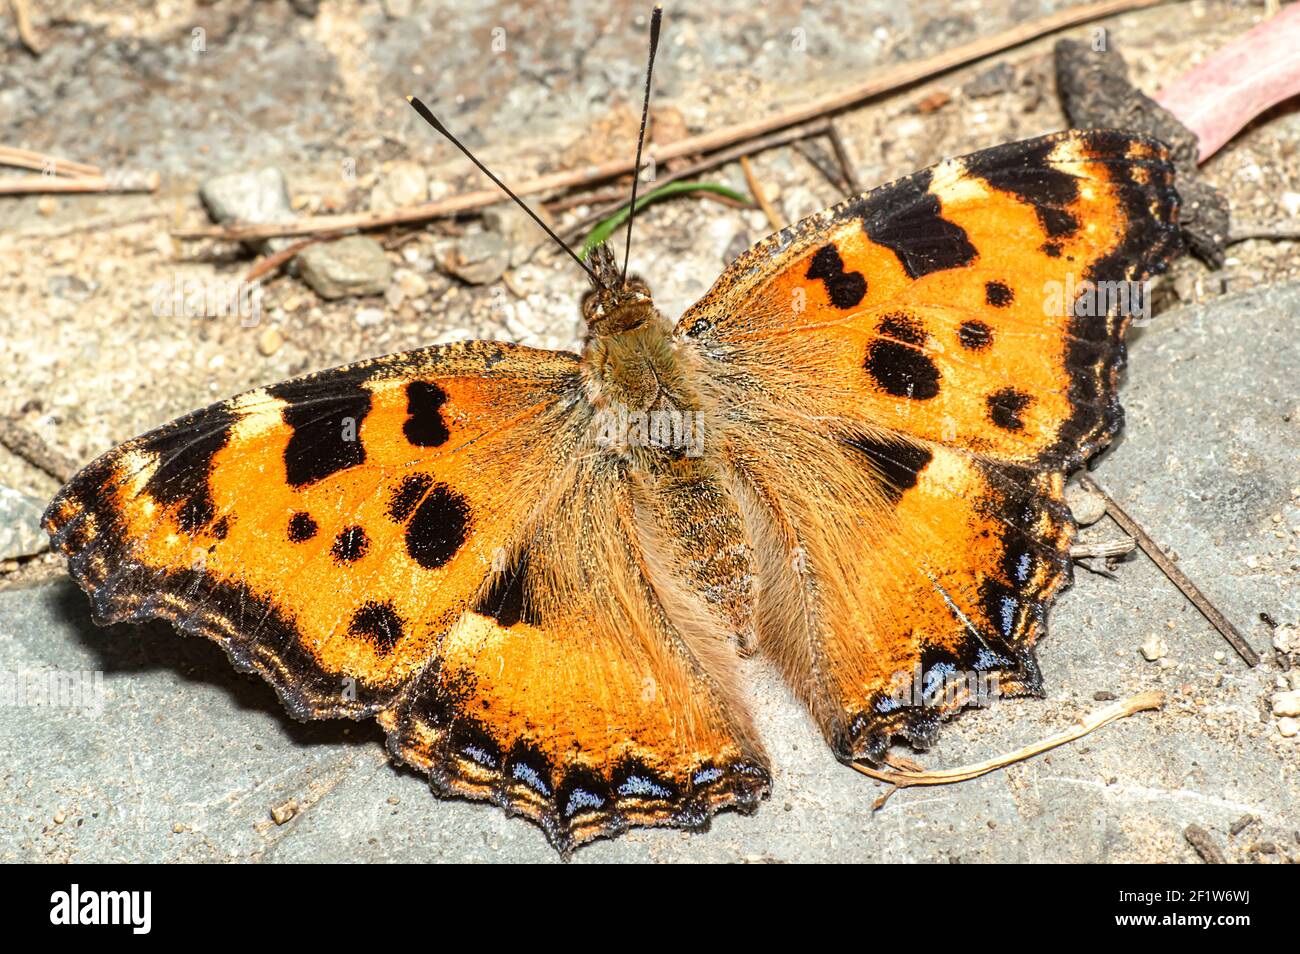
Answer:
[1065,484,1108,526]
[1139,634,1168,662]
[1271,689,1300,718]
[355,307,385,327]
[1282,191,1300,217]
[1278,717,1299,738]
[396,270,428,300]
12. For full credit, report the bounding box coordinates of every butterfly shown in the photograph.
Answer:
[43,12,1180,855]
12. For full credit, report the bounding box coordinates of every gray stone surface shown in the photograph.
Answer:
[198,167,297,254]
[442,231,511,286]
[0,486,47,560]
[296,236,393,300]
[1,282,1296,863]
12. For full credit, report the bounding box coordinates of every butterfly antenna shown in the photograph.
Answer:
[406,95,606,289]
[620,4,663,289]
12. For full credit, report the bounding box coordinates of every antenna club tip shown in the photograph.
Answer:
[405,95,415,103]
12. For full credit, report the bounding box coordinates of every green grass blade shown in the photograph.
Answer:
[580,181,751,259]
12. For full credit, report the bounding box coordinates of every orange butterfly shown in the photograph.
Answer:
[44,12,1180,854]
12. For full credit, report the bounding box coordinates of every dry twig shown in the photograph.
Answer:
[557,121,829,243]
[0,417,78,483]
[9,0,42,55]
[0,172,160,195]
[1228,224,1300,243]
[1184,824,1228,864]
[1069,538,1137,559]
[853,691,1164,800]
[243,234,342,283]
[825,121,863,196]
[739,155,784,231]
[0,145,101,178]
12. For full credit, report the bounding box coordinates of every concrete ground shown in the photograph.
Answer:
[1,0,1297,862]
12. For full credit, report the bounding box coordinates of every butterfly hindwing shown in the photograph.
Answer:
[382,461,768,851]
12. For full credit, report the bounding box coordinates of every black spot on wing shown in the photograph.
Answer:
[865,341,940,399]
[862,168,976,278]
[988,388,1032,431]
[984,281,1013,307]
[805,244,867,309]
[142,403,238,533]
[288,511,318,542]
[959,320,993,351]
[843,434,933,504]
[877,312,926,345]
[473,547,540,627]
[403,381,451,448]
[268,367,373,488]
[332,525,369,562]
[965,137,1081,238]
[406,483,471,569]
[349,600,405,655]
[388,473,434,523]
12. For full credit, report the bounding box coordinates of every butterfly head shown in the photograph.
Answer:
[581,242,656,337]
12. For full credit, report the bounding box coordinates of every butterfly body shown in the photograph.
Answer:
[46,129,1180,853]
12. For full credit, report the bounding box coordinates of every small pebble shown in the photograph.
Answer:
[1065,483,1107,526]
[1140,634,1169,662]
[370,160,428,211]
[53,811,66,825]
[298,236,393,300]
[257,326,283,356]
[270,798,299,825]
[356,307,385,328]
[1270,689,1300,717]
[1278,717,1299,738]
[444,231,510,285]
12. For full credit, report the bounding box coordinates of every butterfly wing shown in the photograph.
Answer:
[45,340,766,850]
[679,130,1180,757]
